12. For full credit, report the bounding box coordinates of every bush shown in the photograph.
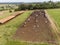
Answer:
[15,1,60,11]
[9,10,12,13]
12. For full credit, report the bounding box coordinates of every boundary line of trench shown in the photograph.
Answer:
[45,10,60,45]
[45,10,59,33]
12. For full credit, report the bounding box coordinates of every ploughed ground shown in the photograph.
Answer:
[13,10,58,44]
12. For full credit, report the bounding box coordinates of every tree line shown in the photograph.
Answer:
[15,1,60,11]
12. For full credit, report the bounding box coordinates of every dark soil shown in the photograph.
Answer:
[13,10,58,44]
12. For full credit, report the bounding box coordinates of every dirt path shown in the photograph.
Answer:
[13,10,58,44]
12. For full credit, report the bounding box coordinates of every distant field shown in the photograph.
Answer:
[47,9,60,31]
[0,4,8,6]
[0,10,14,19]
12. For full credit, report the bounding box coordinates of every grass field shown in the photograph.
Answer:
[0,10,14,19]
[47,9,60,31]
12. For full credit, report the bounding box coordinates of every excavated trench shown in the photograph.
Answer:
[13,10,58,44]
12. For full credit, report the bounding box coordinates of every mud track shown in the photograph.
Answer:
[13,10,58,44]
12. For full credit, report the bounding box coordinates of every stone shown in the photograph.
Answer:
[28,18,30,21]
[36,20,38,23]
[22,32,24,33]
[45,21,48,23]
[36,15,38,17]
[24,22,26,24]
[33,25,36,28]
[37,25,39,28]
[23,25,26,27]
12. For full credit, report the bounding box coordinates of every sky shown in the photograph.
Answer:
[0,0,60,2]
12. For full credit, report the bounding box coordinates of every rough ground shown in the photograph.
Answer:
[13,10,58,44]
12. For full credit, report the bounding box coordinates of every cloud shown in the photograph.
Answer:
[0,0,60,2]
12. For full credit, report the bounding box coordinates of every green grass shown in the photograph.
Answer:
[0,10,14,19]
[6,40,49,45]
[0,10,33,45]
[47,9,60,31]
